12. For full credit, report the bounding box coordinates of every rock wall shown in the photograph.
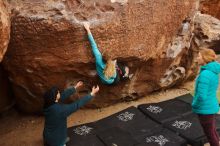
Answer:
[200,0,220,20]
[3,0,198,113]
[0,65,14,113]
[194,13,220,54]
[0,0,10,62]
[0,0,12,113]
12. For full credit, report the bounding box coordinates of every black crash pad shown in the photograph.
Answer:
[164,113,206,146]
[67,122,104,146]
[95,106,162,143]
[176,93,193,105]
[136,128,187,146]
[95,106,147,132]
[97,127,138,146]
[138,99,192,124]
[126,117,162,142]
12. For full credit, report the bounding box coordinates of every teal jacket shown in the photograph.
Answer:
[192,61,220,114]
[43,87,93,146]
[88,33,116,84]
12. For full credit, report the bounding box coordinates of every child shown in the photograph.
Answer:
[43,81,99,146]
[83,22,131,85]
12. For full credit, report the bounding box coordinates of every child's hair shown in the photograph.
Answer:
[103,59,116,79]
[43,86,59,108]
[200,48,217,64]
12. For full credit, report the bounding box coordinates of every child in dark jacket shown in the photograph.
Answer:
[43,81,99,146]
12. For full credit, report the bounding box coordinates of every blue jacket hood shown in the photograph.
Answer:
[201,61,220,74]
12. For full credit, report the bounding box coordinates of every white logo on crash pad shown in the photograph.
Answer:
[146,135,169,146]
[117,112,135,122]
[147,105,163,114]
[172,121,192,130]
[73,125,93,136]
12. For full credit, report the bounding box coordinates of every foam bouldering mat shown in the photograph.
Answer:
[67,122,104,146]
[125,117,162,142]
[67,135,104,146]
[176,93,193,105]
[138,99,192,124]
[163,113,206,146]
[135,128,187,146]
[94,106,147,132]
[97,127,138,146]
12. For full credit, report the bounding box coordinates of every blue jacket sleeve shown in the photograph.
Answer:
[193,71,210,107]
[61,94,93,117]
[88,33,105,68]
[60,87,76,102]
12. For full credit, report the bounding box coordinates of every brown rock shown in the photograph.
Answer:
[0,65,14,113]
[3,0,198,113]
[0,0,10,62]
[200,0,220,20]
[194,13,220,53]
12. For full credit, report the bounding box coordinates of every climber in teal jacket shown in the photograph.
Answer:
[43,81,99,146]
[83,22,132,85]
[192,48,220,146]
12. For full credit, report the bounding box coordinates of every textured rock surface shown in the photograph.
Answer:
[0,0,10,62]
[0,65,14,113]
[3,0,198,113]
[194,13,220,53]
[0,0,12,113]
[200,0,220,20]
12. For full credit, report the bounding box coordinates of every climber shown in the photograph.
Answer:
[43,81,99,146]
[192,48,220,146]
[83,22,132,85]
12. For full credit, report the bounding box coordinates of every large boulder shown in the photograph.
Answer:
[0,65,14,113]
[0,0,10,62]
[194,13,220,53]
[0,0,12,113]
[200,0,220,20]
[3,0,198,113]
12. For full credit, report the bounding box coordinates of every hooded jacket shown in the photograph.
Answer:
[192,61,220,114]
[88,33,117,84]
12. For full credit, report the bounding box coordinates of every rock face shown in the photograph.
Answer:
[3,0,198,113]
[0,65,14,113]
[0,0,10,62]
[0,1,12,113]
[194,13,220,54]
[200,0,220,20]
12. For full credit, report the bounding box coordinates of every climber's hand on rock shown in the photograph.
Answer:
[91,85,99,96]
[123,66,129,78]
[75,81,83,89]
[83,22,90,33]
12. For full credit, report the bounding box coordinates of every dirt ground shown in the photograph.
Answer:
[0,81,210,146]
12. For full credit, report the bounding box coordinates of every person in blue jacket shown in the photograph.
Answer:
[83,22,132,85]
[43,81,99,146]
[193,48,220,146]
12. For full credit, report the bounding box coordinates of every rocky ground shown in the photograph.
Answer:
[0,80,201,146]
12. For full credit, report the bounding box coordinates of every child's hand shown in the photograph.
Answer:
[91,85,99,96]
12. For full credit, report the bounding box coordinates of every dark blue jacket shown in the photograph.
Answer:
[43,87,92,146]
